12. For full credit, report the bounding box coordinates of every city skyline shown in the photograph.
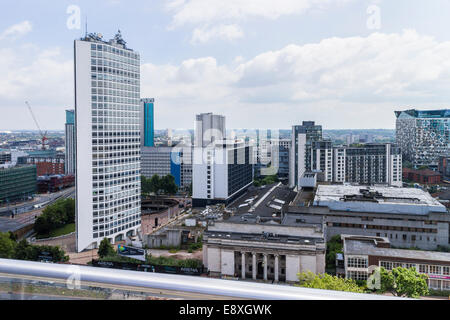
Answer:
[2,1,450,130]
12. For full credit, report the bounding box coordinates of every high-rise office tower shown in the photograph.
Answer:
[195,113,226,147]
[289,121,323,188]
[140,98,154,147]
[74,31,141,252]
[65,110,76,175]
[192,113,253,207]
[395,109,450,167]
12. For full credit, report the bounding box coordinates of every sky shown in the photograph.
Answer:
[1,0,450,131]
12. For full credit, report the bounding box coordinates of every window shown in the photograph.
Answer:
[419,264,428,274]
[347,257,368,268]
[429,265,441,275]
[347,271,368,281]
[380,261,393,270]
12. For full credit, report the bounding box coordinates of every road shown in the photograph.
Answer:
[0,187,75,217]
[0,187,75,234]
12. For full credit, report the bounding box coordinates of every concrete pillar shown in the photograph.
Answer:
[252,253,257,280]
[274,255,279,283]
[241,252,246,280]
[263,254,268,281]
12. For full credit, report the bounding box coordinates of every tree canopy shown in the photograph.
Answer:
[141,174,178,195]
[98,238,116,258]
[0,232,68,262]
[326,235,343,272]
[379,267,429,298]
[34,198,75,237]
[297,272,365,293]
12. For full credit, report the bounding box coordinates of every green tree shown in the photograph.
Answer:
[379,267,429,298]
[326,235,343,272]
[161,175,178,195]
[34,199,75,237]
[141,175,151,195]
[297,272,365,293]
[0,232,17,259]
[149,174,161,194]
[98,238,116,258]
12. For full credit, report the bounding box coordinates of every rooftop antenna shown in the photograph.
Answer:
[85,16,88,37]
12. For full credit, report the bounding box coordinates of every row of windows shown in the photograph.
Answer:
[91,72,139,86]
[91,59,139,73]
[381,261,450,276]
[329,222,437,234]
[91,45,139,62]
[93,221,140,239]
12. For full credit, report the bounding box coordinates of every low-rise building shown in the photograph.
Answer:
[403,167,442,185]
[438,156,450,179]
[288,184,450,250]
[341,235,450,291]
[202,183,325,283]
[203,221,325,283]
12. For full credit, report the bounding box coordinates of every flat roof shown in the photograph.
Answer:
[226,183,297,223]
[345,238,450,263]
[204,230,324,245]
[314,185,447,215]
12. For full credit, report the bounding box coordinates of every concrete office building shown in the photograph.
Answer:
[203,221,326,283]
[395,109,450,167]
[65,110,76,175]
[141,145,192,190]
[74,31,141,252]
[195,113,226,148]
[342,235,450,291]
[288,185,450,250]
[192,140,253,207]
[289,121,323,188]
[140,98,155,147]
[271,139,291,178]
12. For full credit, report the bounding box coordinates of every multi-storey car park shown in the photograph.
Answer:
[75,31,141,252]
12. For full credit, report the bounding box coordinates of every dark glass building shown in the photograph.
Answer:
[0,165,37,203]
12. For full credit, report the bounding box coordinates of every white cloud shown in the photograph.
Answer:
[166,0,353,43]
[0,45,73,130]
[141,30,450,129]
[0,21,32,41]
[191,24,244,44]
[167,0,352,26]
[2,29,450,130]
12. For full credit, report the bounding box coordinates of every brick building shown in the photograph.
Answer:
[403,167,442,185]
[342,235,450,291]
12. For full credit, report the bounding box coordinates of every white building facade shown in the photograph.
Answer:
[75,32,141,252]
[203,222,326,283]
[192,140,253,207]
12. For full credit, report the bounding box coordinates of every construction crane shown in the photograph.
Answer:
[25,101,48,150]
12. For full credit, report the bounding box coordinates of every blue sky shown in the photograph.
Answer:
[1,0,450,130]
